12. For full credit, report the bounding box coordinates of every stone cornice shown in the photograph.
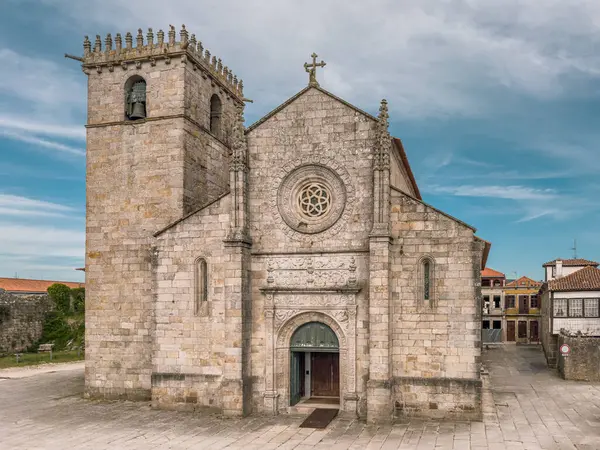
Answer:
[85,113,231,149]
[251,248,369,256]
[259,286,362,295]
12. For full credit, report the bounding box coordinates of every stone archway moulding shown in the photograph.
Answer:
[261,289,360,415]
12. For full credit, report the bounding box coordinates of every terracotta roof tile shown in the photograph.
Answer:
[505,276,542,288]
[481,267,505,278]
[542,258,598,267]
[548,266,600,292]
[0,278,84,293]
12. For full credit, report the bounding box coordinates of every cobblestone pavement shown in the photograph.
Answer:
[1,345,599,449]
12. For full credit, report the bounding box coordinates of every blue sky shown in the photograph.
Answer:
[1,0,599,283]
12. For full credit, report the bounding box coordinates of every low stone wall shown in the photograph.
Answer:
[557,331,600,381]
[0,289,53,354]
[393,376,482,421]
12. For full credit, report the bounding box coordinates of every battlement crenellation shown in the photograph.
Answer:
[81,24,244,101]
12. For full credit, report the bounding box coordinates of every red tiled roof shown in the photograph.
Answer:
[548,266,600,292]
[505,276,542,288]
[0,277,84,293]
[481,267,505,278]
[542,258,598,267]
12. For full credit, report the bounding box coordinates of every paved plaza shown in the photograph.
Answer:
[1,346,600,449]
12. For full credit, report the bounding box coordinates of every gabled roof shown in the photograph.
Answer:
[392,138,421,200]
[0,278,84,293]
[542,258,598,268]
[505,276,541,288]
[154,191,230,237]
[481,267,504,278]
[476,237,492,268]
[246,85,378,133]
[391,186,477,232]
[548,266,600,292]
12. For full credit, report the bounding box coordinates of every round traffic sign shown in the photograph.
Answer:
[560,344,571,355]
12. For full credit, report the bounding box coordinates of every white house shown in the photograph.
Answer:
[540,258,600,367]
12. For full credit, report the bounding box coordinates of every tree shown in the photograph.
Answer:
[47,283,72,314]
[70,287,85,314]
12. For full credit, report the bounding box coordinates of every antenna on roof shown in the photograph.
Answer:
[571,239,577,259]
[14,272,18,279]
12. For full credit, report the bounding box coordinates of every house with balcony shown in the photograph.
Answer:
[503,276,542,344]
[540,258,600,367]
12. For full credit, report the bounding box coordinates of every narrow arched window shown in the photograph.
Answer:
[195,258,208,314]
[418,256,435,306]
[423,260,430,301]
[210,94,222,135]
[124,75,147,120]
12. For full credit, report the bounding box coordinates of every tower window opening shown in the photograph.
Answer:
[210,94,222,135]
[125,76,147,120]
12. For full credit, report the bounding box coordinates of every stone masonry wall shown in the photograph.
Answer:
[390,189,482,420]
[182,63,238,213]
[0,290,53,354]
[540,291,558,368]
[153,194,232,412]
[85,55,231,400]
[246,88,377,254]
[245,88,392,415]
[557,332,600,381]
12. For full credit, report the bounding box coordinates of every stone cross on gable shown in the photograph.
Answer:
[304,53,326,87]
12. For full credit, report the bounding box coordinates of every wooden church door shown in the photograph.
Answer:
[311,353,339,397]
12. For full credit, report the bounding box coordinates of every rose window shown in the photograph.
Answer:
[298,183,331,217]
[277,164,348,235]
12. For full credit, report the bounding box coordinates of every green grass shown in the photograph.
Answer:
[0,350,84,369]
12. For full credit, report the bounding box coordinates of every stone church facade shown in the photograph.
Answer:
[80,25,489,423]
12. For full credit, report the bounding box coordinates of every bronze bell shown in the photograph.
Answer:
[127,81,147,120]
[129,101,146,120]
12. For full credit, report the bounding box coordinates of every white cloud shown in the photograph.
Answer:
[0,207,73,218]
[39,0,600,119]
[0,196,84,279]
[423,183,590,222]
[0,223,84,259]
[1,130,85,157]
[515,210,560,223]
[0,194,76,212]
[0,116,86,140]
[426,180,600,223]
[0,48,85,113]
[0,47,86,149]
[427,184,558,201]
[0,194,83,223]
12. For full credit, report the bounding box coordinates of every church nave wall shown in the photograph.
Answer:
[153,194,239,412]
[388,189,483,420]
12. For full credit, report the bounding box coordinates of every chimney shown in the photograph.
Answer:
[556,259,563,278]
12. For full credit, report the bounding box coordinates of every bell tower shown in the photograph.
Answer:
[79,25,245,401]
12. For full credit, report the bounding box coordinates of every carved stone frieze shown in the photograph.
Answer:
[267,256,349,271]
[273,293,354,308]
[274,309,300,330]
[264,255,360,289]
[332,309,349,323]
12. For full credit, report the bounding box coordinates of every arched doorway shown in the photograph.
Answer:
[289,321,340,406]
